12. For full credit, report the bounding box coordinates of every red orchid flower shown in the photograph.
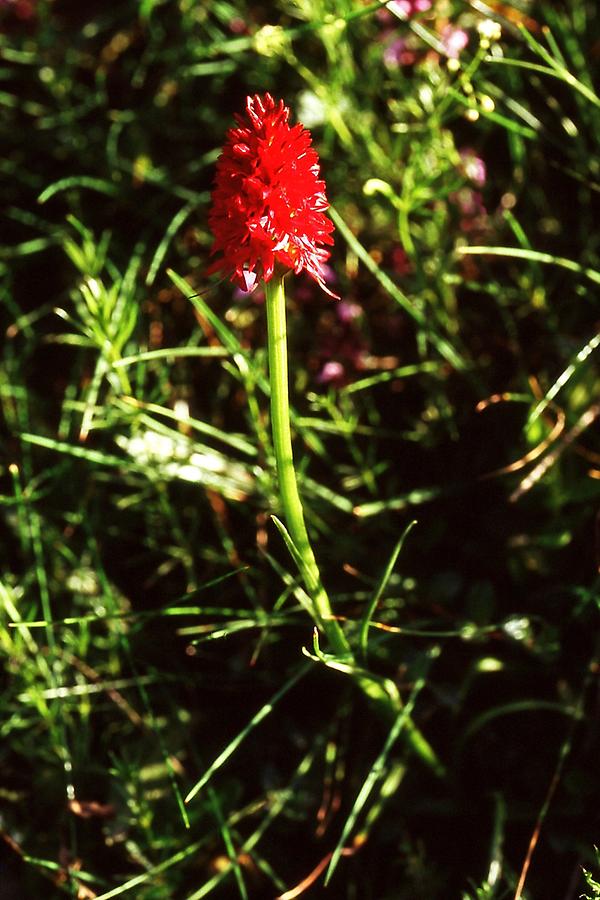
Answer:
[208,93,337,297]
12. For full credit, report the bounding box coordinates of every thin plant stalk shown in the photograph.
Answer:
[264,273,445,776]
[264,273,351,658]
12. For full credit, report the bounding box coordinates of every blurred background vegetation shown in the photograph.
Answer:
[1,0,599,897]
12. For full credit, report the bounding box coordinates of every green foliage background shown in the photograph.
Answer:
[1,1,599,897]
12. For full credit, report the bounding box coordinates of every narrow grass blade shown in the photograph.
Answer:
[527,330,600,425]
[167,268,245,357]
[503,209,534,251]
[353,484,448,517]
[4,300,55,339]
[270,515,306,581]
[94,839,205,900]
[18,674,166,703]
[261,549,314,618]
[146,201,194,287]
[117,396,257,457]
[20,433,127,469]
[0,580,38,654]
[79,355,108,440]
[38,176,119,204]
[517,22,600,109]
[0,237,57,258]
[456,245,600,286]
[20,855,103,889]
[294,415,394,438]
[178,615,293,643]
[208,786,248,900]
[359,520,416,659]
[340,362,442,394]
[301,476,354,514]
[113,346,229,367]
[510,403,600,502]
[184,664,309,804]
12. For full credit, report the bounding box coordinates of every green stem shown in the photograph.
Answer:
[264,273,444,777]
[264,274,350,658]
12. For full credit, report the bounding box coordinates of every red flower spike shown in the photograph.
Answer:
[207,93,338,297]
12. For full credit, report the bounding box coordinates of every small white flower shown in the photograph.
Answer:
[296,90,326,129]
[477,18,502,45]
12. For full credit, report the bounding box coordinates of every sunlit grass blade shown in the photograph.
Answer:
[301,475,354,514]
[113,346,229,367]
[260,549,314,618]
[146,201,195,287]
[114,415,256,499]
[294,414,398,439]
[353,483,451,517]
[20,854,105,891]
[116,395,257,457]
[177,615,293,643]
[527,330,600,425]
[19,432,129,469]
[17,673,167,703]
[167,268,246,358]
[0,236,57,258]
[517,22,600,109]
[340,361,442,395]
[94,839,206,900]
[38,176,120,204]
[8,571,253,631]
[184,664,310,804]
[510,402,600,502]
[79,355,108,440]
[359,520,416,659]
[456,245,600,286]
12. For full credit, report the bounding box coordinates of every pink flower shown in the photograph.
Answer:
[317,361,346,384]
[336,300,362,324]
[459,148,487,187]
[440,25,469,58]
